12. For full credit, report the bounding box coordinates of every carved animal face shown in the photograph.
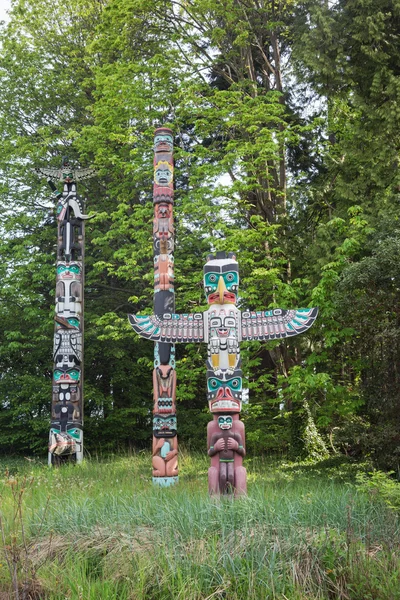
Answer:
[204,254,239,305]
[153,415,177,438]
[207,368,242,413]
[53,367,80,383]
[56,262,82,280]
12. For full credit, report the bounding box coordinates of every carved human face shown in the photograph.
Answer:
[154,131,173,153]
[218,416,233,430]
[154,161,173,186]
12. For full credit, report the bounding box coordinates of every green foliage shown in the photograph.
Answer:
[0,0,399,467]
[356,470,400,511]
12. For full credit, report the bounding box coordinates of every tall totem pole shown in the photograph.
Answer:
[130,246,318,494]
[151,128,178,486]
[35,160,95,464]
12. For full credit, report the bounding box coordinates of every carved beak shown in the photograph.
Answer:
[217,276,227,304]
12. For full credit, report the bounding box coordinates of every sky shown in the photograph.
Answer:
[0,0,10,23]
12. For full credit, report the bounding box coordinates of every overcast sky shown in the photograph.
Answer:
[0,0,10,23]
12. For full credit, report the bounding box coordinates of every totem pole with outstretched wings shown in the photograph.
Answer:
[129,250,318,495]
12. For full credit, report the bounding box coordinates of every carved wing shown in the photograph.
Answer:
[73,167,97,181]
[34,166,96,182]
[34,167,61,181]
[53,331,82,362]
[128,313,205,343]
[69,332,83,362]
[241,308,318,341]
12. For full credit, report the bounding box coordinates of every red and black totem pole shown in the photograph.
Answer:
[151,128,178,485]
[36,160,95,464]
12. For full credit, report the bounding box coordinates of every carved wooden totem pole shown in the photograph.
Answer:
[129,247,318,495]
[151,128,178,486]
[35,159,95,464]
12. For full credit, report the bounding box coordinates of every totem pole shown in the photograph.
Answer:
[129,250,318,495]
[35,159,95,464]
[151,128,178,486]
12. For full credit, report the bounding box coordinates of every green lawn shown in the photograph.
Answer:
[0,453,399,599]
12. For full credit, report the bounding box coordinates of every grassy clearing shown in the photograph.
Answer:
[0,452,399,599]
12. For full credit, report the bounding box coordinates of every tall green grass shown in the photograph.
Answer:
[1,453,399,599]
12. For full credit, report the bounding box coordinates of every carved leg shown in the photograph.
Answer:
[234,466,247,497]
[208,466,219,495]
[227,461,235,493]
[165,454,178,477]
[219,462,228,494]
[152,456,167,477]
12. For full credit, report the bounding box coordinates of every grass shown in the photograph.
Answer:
[0,452,399,599]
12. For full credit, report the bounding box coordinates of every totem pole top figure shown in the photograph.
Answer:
[35,157,97,183]
[34,157,95,223]
[130,251,318,350]
[129,250,318,412]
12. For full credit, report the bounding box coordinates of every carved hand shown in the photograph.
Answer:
[227,437,239,450]
[155,438,165,451]
[165,449,177,461]
[213,438,225,452]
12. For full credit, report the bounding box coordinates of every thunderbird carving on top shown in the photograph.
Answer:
[128,252,318,375]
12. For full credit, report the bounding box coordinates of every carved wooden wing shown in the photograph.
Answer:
[34,167,61,181]
[128,313,205,343]
[34,167,96,182]
[74,167,97,181]
[240,308,318,341]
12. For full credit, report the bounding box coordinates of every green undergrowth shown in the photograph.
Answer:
[0,453,400,599]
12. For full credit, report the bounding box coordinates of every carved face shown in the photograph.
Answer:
[208,375,242,399]
[53,367,80,383]
[207,367,242,413]
[62,171,73,182]
[204,256,239,305]
[209,312,237,338]
[154,132,173,153]
[154,161,173,186]
[218,416,233,430]
[153,415,177,438]
[57,262,82,280]
[155,203,172,225]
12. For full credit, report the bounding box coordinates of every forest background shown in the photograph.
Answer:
[0,0,399,471]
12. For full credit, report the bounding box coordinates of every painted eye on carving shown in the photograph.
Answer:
[210,379,219,389]
[67,318,80,328]
[210,318,221,327]
[231,379,240,388]
[208,274,217,283]
[226,273,234,282]
[225,318,235,327]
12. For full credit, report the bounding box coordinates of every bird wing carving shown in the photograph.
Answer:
[34,166,96,182]
[34,167,61,181]
[241,308,318,341]
[74,167,97,181]
[69,332,83,362]
[128,313,205,343]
